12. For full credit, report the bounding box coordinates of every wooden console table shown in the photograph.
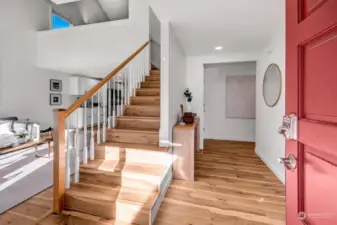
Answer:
[172,117,200,181]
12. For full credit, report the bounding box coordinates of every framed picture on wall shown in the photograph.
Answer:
[50,79,62,92]
[226,75,256,119]
[50,93,62,105]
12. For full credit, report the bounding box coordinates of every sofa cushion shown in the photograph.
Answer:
[0,121,13,135]
[0,134,16,149]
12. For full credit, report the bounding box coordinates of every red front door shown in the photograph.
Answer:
[286,0,337,224]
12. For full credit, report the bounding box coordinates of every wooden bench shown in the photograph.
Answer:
[0,138,53,157]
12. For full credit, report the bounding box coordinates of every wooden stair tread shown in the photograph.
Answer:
[63,211,133,225]
[125,105,160,108]
[116,116,160,121]
[66,182,119,202]
[81,160,124,172]
[142,81,160,83]
[81,160,165,177]
[150,70,160,75]
[97,141,169,152]
[130,96,160,98]
[110,127,159,133]
[136,88,160,91]
[66,182,157,209]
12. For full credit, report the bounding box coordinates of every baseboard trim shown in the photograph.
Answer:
[255,148,285,184]
[151,166,172,224]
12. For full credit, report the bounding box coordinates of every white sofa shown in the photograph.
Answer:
[0,119,40,149]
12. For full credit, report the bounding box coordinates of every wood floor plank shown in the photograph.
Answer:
[195,161,276,174]
[155,140,285,225]
[0,140,285,225]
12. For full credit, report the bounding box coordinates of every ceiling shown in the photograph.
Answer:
[149,0,285,56]
[98,0,128,21]
[51,0,128,25]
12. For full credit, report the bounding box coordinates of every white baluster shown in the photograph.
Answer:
[148,45,151,73]
[65,119,71,189]
[108,80,112,129]
[117,76,120,117]
[142,50,145,82]
[139,51,143,82]
[121,73,124,116]
[125,69,128,106]
[113,76,116,128]
[90,96,94,160]
[137,56,141,89]
[97,92,101,144]
[128,64,132,102]
[131,59,137,96]
[146,45,149,75]
[144,45,149,75]
[74,109,80,183]
[103,84,107,142]
[144,50,146,80]
[132,61,135,96]
[83,101,88,164]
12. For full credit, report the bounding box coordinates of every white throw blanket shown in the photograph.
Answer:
[0,134,17,149]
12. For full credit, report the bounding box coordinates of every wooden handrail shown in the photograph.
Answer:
[65,41,150,118]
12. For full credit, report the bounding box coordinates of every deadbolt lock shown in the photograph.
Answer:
[278,113,298,140]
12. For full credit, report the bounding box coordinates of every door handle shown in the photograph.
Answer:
[278,154,297,171]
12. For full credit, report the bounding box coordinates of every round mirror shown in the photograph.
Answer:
[263,64,282,107]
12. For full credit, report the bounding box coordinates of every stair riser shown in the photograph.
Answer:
[95,145,123,160]
[131,97,160,105]
[64,195,150,223]
[124,107,160,117]
[115,202,150,224]
[79,171,159,192]
[136,90,160,96]
[95,146,168,166]
[116,118,160,130]
[150,70,160,75]
[65,195,115,219]
[145,76,160,82]
[125,149,168,166]
[141,82,160,88]
[107,131,159,145]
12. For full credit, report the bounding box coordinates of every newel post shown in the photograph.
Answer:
[53,109,66,214]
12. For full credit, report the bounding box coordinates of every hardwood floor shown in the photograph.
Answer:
[0,140,285,225]
[154,140,285,225]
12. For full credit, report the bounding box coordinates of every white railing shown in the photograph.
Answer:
[53,42,150,212]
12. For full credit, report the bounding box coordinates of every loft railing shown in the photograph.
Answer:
[52,41,150,213]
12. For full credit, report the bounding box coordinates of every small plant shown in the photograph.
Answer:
[15,133,28,139]
[184,89,193,102]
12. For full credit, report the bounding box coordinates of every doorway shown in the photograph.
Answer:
[204,62,256,142]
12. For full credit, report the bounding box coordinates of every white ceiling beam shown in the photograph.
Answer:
[51,0,81,4]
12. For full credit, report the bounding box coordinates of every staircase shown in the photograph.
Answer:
[52,43,171,225]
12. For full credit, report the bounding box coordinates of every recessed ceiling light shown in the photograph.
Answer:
[215,46,223,51]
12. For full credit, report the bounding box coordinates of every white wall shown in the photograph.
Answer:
[204,62,256,142]
[159,22,170,146]
[169,25,187,142]
[159,22,187,146]
[0,0,73,129]
[150,7,161,69]
[186,52,260,149]
[37,0,150,78]
[255,20,286,183]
